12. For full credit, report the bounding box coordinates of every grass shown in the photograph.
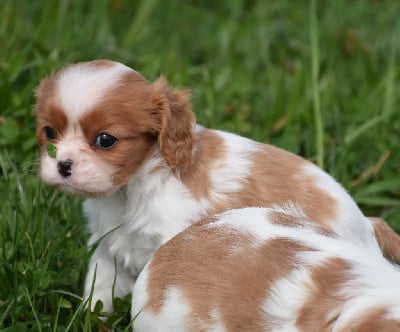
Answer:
[1,0,400,330]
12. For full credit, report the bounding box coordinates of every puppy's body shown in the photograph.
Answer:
[133,206,400,332]
[83,125,378,311]
[35,60,400,313]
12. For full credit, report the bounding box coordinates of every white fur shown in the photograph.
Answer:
[57,62,132,122]
[131,262,150,320]
[133,286,191,332]
[302,164,378,250]
[207,130,261,201]
[261,267,312,332]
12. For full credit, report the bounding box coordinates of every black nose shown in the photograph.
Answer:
[58,159,73,177]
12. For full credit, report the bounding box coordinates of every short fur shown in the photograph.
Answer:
[35,60,400,315]
[133,206,400,332]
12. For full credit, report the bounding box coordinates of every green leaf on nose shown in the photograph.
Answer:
[47,143,57,159]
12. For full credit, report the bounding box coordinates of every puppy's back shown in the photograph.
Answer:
[132,206,400,332]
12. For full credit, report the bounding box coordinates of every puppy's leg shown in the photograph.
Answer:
[369,217,400,262]
[84,242,133,313]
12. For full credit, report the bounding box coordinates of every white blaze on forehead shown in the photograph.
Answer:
[56,62,134,122]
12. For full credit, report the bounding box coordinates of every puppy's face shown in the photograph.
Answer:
[35,60,194,196]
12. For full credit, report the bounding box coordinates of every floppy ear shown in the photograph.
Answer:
[369,217,400,261]
[151,76,195,170]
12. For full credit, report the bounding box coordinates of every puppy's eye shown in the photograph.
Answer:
[94,133,118,149]
[45,126,56,140]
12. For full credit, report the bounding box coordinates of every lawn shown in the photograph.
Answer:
[1,0,400,330]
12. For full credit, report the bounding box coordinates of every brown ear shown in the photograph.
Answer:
[152,76,195,170]
[369,217,400,261]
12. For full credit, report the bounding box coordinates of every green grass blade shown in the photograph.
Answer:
[309,0,324,168]
[354,179,400,197]
[0,299,15,326]
[25,287,42,332]
[356,196,400,207]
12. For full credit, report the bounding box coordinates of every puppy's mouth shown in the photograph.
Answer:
[54,181,115,198]
[55,182,94,196]
[41,173,112,197]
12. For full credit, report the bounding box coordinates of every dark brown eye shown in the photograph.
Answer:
[45,126,56,140]
[94,133,118,149]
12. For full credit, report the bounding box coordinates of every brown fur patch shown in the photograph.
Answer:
[342,308,400,332]
[369,217,400,261]
[296,258,350,331]
[145,220,311,331]
[228,145,337,227]
[78,71,159,186]
[297,258,400,331]
[268,208,333,236]
[180,129,226,199]
[35,74,68,145]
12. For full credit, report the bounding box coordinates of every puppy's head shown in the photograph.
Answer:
[35,60,194,196]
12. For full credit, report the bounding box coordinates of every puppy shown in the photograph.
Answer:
[35,60,400,313]
[132,205,400,331]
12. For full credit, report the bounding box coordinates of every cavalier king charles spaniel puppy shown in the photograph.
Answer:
[35,60,400,314]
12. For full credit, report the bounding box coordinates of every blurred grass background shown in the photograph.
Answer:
[1,0,400,330]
